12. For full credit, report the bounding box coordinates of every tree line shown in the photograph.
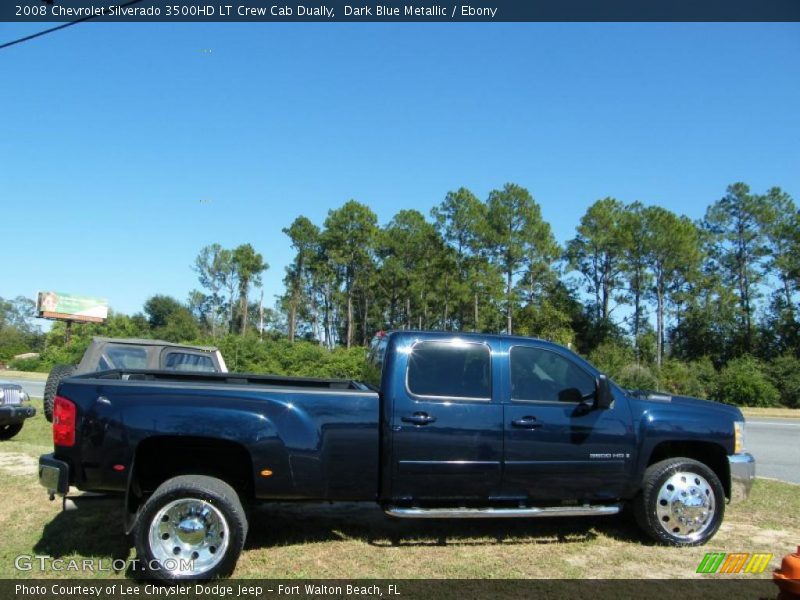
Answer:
[2,181,798,407]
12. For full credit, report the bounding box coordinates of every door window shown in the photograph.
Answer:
[407,341,491,400]
[510,346,594,403]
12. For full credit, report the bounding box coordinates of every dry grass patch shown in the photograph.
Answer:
[0,370,48,381]
[740,407,800,419]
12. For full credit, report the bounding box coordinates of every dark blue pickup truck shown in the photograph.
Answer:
[39,330,755,580]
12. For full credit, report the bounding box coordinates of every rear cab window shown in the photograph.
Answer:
[406,340,491,401]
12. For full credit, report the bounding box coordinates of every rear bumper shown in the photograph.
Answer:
[0,404,36,425]
[728,452,755,503]
[39,454,69,496]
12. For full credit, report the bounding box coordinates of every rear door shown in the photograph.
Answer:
[389,338,503,502]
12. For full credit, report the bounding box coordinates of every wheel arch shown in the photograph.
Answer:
[124,435,255,534]
[644,440,730,500]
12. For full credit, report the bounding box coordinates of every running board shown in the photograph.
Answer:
[384,504,621,519]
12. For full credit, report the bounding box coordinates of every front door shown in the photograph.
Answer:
[503,344,634,502]
[390,339,503,502]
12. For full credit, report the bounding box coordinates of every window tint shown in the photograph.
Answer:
[164,352,216,372]
[407,341,491,400]
[510,346,595,403]
[106,346,148,369]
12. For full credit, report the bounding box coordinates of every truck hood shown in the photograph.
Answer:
[628,390,744,420]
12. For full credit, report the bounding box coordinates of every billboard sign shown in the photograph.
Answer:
[37,291,108,323]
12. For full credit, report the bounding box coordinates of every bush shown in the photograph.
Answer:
[767,354,800,408]
[7,356,46,372]
[213,335,368,379]
[658,357,717,399]
[616,363,659,391]
[587,342,635,380]
[713,355,780,407]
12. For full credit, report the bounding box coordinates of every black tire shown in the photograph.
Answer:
[0,423,23,440]
[134,475,247,581]
[43,364,76,422]
[634,457,725,546]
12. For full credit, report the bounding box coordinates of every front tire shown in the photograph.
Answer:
[634,457,724,546]
[43,364,76,422]
[0,423,23,440]
[133,475,247,580]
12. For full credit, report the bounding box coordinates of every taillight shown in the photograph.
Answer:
[53,395,76,447]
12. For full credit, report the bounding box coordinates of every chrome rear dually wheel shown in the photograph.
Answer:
[134,475,247,580]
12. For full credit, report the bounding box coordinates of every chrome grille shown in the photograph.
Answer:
[0,386,22,405]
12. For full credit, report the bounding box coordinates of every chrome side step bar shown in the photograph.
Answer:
[384,504,621,519]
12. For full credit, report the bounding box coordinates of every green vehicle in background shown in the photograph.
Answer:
[42,337,228,422]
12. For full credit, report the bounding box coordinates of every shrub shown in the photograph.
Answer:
[713,355,780,407]
[767,354,800,408]
[658,357,717,399]
[616,363,659,391]
[587,342,635,380]
[7,356,46,372]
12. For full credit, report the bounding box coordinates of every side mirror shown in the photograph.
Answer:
[594,375,613,409]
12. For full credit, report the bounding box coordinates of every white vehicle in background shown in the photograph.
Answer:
[0,380,35,440]
[42,337,227,422]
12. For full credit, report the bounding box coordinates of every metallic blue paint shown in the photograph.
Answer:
[48,330,746,508]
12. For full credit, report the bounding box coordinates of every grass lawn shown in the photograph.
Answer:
[1,399,797,580]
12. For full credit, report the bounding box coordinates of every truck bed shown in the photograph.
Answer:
[55,369,381,501]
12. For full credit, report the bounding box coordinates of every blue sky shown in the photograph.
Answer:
[1,23,798,323]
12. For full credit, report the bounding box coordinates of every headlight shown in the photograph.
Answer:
[0,390,4,401]
[734,421,746,454]
[20,390,30,403]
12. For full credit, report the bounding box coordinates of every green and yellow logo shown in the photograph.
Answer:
[696,552,773,574]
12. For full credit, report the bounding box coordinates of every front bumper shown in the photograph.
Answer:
[728,452,755,503]
[0,404,36,425]
[39,454,69,496]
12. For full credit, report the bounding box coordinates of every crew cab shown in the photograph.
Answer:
[38,331,755,580]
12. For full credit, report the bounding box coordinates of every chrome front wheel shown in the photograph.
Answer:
[634,457,725,547]
[654,471,716,541]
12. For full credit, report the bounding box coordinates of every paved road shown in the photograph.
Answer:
[747,418,800,485]
[1,377,45,399]
[4,376,797,483]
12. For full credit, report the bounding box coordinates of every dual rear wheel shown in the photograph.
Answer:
[134,475,247,580]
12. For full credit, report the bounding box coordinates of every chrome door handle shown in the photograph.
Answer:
[402,412,437,425]
[512,416,542,429]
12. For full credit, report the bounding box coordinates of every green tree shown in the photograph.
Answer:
[486,183,557,334]
[703,183,772,353]
[432,187,487,329]
[620,202,653,355]
[232,244,268,336]
[642,206,703,366]
[322,201,378,348]
[566,198,628,337]
[144,295,199,342]
[193,244,236,336]
[283,216,321,343]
